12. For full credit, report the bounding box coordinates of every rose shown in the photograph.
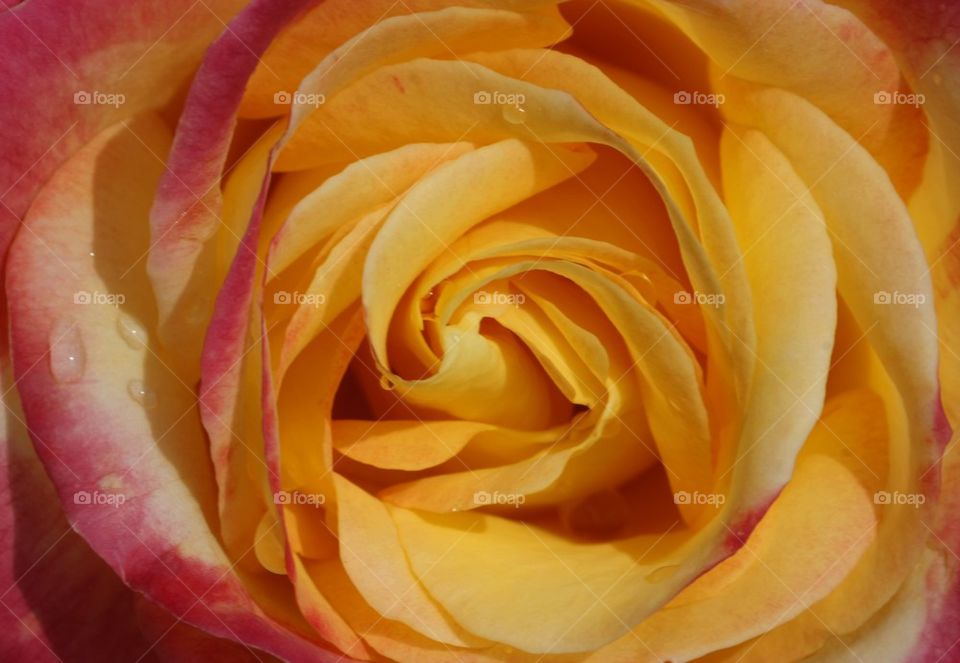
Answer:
[1,1,958,662]
[3,0,959,660]
[3,0,960,660]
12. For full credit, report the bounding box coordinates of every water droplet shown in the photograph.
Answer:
[49,320,86,383]
[645,564,680,583]
[117,314,148,349]
[501,102,527,125]
[127,380,157,408]
[632,272,657,303]
[379,374,397,391]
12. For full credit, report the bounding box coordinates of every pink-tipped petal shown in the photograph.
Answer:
[0,0,248,275]
[0,368,152,661]
[135,597,268,663]
[6,115,338,662]
[147,0,317,366]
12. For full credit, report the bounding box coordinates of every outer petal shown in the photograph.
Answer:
[238,0,569,118]
[0,0,247,270]
[1,368,152,661]
[134,597,270,662]
[684,69,950,663]
[763,431,959,663]
[147,0,319,366]
[830,0,960,432]
[588,390,885,662]
[626,0,928,197]
[152,1,569,366]
[6,115,339,662]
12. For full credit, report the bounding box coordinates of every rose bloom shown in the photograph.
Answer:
[1,0,959,661]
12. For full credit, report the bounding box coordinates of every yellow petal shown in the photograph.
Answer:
[333,419,495,471]
[389,503,711,654]
[715,125,837,510]
[333,476,486,647]
[242,3,571,118]
[601,390,884,661]
[626,0,926,196]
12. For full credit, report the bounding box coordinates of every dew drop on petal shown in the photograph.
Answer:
[501,102,527,125]
[49,320,86,383]
[645,563,680,583]
[632,272,657,303]
[127,380,157,408]
[379,374,397,391]
[117,314,148,349]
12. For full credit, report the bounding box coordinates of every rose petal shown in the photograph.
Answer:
[702,79,949,661]
[135,596,266,662]
[0,0,247,273]
[303,558,512,663]
[389,502,703,653]
[146,0,315,366]
[362,139,596,426]
[267,142,476,376]
[333,476,487,647]
[723,429,958,662]
[713,125,837,512]
[379,258,704,515]
[832,0,960,430]
[625,0,928,196]
[7,115,338,662]
[597,390,885,661]
[304,50,751,423]
[240,1,571,119]
[332,420,548,472]
[459,49,757,401]
[0,368,151,661]
[279,4,570,153]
